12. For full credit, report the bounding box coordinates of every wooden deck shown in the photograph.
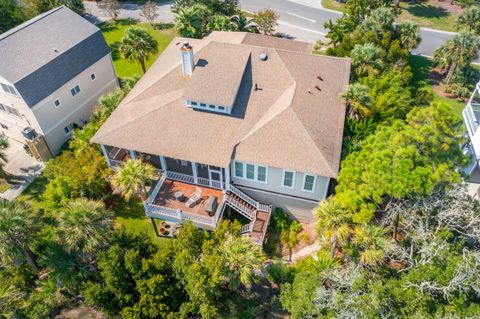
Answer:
[153,179,224,218]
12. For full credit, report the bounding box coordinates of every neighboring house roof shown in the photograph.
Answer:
[0,6,111,107]
[92,32,350,178]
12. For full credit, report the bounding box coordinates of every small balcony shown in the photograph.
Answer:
[462,82,480,163]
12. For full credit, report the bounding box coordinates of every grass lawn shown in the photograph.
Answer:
[397,1,459,32]
[0,179,10,193]
[321,0,470,32]
[99,19,176,79]
[409,54,466,116]
[110,195,170,247]
[322,0,346,12]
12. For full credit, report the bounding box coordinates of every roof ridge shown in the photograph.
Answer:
[0,6,66,42]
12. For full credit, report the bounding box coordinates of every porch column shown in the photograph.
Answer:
[150,218,160,237]
[160,156,167,171]
[224,164,231,187]
[129,150,137,161]
[192,162,198,184]
[100,145,111,167]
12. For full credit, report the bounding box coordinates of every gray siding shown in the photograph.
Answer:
[230,162,329,221]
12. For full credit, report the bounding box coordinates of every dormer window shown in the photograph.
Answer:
[186,100,231,114]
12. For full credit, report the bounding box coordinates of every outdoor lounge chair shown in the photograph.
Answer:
[205,196,218,216]
[185,187,202,208]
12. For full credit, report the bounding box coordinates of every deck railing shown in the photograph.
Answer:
[227,184,265,210]
[145,203,218,228]
[464,102,480,137]
[240,222,253,234]
[165,171,224,190]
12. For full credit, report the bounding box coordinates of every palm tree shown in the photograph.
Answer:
[0,200,40,276]
[230,13,258,33]
[397,21,421,51]
[174,5,204,38]
[344,83,372,120]
[57,198,113,256]
[0,138,9,180]
[351,43,383,77]
[220,234,264,290]
[69,123,98,155]
[280,221,303,261]
[315,198,352,258]
[455,6,480,35]
[120,27,158,74]
[111,158,155,202]
[208,14,235,31]
[433,31,480,84]
[353,224,390,266]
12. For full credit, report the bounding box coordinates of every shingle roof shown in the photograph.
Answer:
[92,32,350,178]
[0,6,110,107]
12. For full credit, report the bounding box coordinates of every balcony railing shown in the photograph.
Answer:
[464,102,480,137]
[165,171,225,190]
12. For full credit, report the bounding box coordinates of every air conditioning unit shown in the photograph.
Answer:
[22,127,37,140]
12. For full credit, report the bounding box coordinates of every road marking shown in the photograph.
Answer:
[281,11,317,23]
[277,20,326,35]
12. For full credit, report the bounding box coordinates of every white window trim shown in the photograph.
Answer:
[233,160,268,184]
[53,99,61,109]
[90,73,96,81]
[70,85,80,97]
[282,170,295,189]
[301,173,317,193]
[1,83,18,97]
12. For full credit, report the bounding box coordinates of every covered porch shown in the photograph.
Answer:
[100,145,228,190]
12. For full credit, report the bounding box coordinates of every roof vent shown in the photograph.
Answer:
[259,53,268,61]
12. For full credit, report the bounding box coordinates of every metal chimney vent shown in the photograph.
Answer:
[259,53,268,61]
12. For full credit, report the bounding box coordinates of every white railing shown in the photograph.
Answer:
[165,171,195,184]
[145,204,218,228]
[464,103,480,137]
[227,184,259,209]
[165,171,224,190]
[109,159,124,168]
[225,195,256,220]
[147,176,165,203]
[240,222,253,234]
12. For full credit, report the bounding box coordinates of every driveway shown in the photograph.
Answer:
[0,139,44,201]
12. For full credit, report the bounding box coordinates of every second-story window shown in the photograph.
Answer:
[282,170,295,188]
[90,73,96,80]
[1,83,17,96]
[70,85,81,97]
[302,174,316,192]
[234,161,267,183]
[0,103,21,117]
[54,99,61,109]
[234,161,243,178]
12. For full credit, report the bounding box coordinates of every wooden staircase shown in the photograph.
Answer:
[224,184,272,245]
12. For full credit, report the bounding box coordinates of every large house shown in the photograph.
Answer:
[0,6,118,158]
[463,81,480,198]
[92,32,351,244]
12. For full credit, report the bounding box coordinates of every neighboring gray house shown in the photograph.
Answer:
[462,81,480,199]
[92,32,351,244]
[0,6,118,157]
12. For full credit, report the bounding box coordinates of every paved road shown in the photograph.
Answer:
[84,0,478,61]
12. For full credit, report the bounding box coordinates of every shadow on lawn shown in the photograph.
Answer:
[406,4,449,18]
[108,195,145,219]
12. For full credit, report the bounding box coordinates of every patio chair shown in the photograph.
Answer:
[185,187,202,208]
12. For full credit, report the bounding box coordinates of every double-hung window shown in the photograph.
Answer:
[54,99,61,109]
[64,122,74,135]
[234,161,244,178]
[70,85,81,97]
[1,83,17,96]
[257,166,267,182]
[246,164,255,180]
[302,174,316,192]
[282,170,295,188]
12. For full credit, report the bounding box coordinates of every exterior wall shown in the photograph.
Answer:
[231,162,329,201]
[0,76,42,143]
[230,162,329,221]
[31,54,118,154]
